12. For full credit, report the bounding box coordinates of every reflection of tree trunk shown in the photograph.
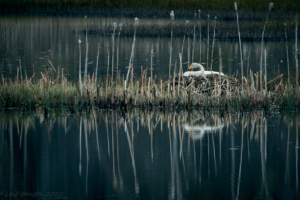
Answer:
[170,116,176,199]
[219,125,222,162]
[125,121,139,195]
[192,127,197,179]
[19,121,23,148]
[230,126,235,199]
[208,130,210,180]
[9,120,14,193]
[79,117,82,176]
[296,119,299,195]
[212,132,217,176]
[285,125,290,185]
[170,115,183,199]
[236,119,244,200]
[105,115,110,158]
[169,125,173,172]
[247,128,250,162]
[260,118,269,199]
[84,119,89,195]
[23,119,28,191]
[112,116,117,188]
[180,125,188,190]
[116,118,123,191]
[94,114,100,164]
[199,138,202,185]
[151,121,153,161]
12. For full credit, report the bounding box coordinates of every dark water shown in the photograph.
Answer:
[0,16,297,81]
[0,110,299,199]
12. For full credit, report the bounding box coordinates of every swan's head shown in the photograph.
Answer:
[189,63,203,71]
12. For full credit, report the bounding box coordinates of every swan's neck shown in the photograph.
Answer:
[198,64,204,74]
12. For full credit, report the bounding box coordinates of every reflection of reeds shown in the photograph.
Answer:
[2,106,300,199]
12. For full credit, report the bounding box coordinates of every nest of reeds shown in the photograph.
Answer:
[169,74,242,96]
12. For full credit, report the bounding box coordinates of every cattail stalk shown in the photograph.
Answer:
[117,23,122,85]
[199,10,202,64]
[296,14,299,96]
[151,44,153,84]
[260,3,273,94]
[284,23,290,86]
[125,17,138,91]
[84,23,89,86]
[207,15,210,71]
[169,11,174,79]
[78,38,82,95]
[95,43,100,88]
[210,17,217,71]
[19,59,23,82]
[235,2,244,92]
[264,49,267,95]
[106,50,110,100]
[192,13,196,63]
[178,53,183,96]
[188,38,190,68]
[181,21,188,57]
[112,23,117,83]
[219,48,222,95]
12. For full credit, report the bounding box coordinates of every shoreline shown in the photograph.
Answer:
[77,22,298,41]
[0,72,298,113]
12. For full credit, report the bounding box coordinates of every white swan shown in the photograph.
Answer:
[183,63,224,77]
[184,123,224,140]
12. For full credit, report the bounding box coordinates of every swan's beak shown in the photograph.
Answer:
[189,65,192,70]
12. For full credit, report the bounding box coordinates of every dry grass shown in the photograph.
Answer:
[0,64,298,113]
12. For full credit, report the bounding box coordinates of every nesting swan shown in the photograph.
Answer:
[183,63,224,77]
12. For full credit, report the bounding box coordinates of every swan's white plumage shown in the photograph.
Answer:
[183,63,224,77]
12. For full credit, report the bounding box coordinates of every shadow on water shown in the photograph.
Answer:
[0,109,299,199]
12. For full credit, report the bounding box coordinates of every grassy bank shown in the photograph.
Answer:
[0,66,298,113]
[0,0,299,16]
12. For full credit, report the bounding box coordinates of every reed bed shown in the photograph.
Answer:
[0,64,298,113]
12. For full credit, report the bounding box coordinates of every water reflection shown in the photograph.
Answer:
[0,110,299,199]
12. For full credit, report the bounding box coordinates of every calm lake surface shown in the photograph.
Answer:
[0,16,297,80]
[0,110,299,199]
